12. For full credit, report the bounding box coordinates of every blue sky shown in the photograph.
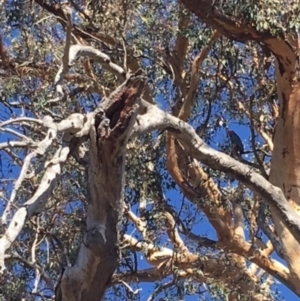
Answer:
[0,68,298,301]
[0,3,299,301]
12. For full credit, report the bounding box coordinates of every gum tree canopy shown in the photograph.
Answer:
[0,0,300,300]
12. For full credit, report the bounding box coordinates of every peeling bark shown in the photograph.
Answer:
[269,72,300,288]
[56,71,146,301]
[179,0,300,291]
[132,101,299,295]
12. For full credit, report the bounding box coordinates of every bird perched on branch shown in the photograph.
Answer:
[226,129,244,155]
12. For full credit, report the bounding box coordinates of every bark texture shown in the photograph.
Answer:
[56,71,146,301]
[269,65,300,286]
[179,0,300,292]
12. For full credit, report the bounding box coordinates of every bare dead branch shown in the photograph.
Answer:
[0,141,32,150]
[31,219,41,294]
[1,128,57,225]
[118,280,142,295]
[0,142,69,272]
[0,127,35,142]
[54,44,126,96]
[0,117,43,128]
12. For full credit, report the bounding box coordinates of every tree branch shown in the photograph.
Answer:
[179,0,296,73]
[56,71,146,301]
[132,101,300,245]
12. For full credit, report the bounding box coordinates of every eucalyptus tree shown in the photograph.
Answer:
[0,0,299,301]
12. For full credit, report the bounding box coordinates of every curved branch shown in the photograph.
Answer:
[179,0,296,74]
[122,235,277,300]
[132,101,300,244]
[165,29,228,239]
[179,29,220,120]
[0,141,68,272]
[34,0,155,105]
[54,44,126,96]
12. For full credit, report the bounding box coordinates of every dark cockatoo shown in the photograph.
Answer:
[226,129,244,155]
